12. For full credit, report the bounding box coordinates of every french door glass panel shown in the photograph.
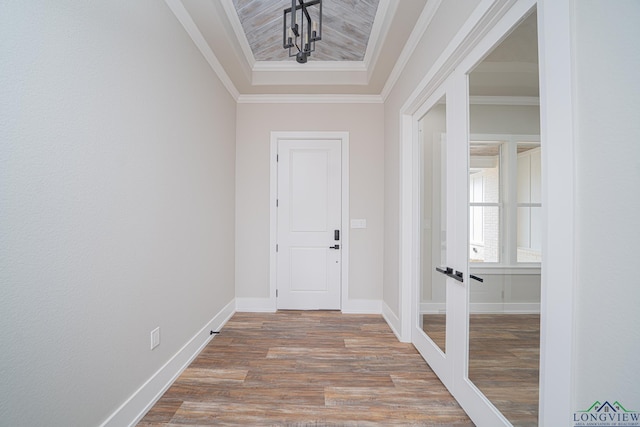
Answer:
[466,9,541,426]
[419,97,447,354]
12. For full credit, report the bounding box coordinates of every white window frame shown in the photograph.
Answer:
[470,134,541,272]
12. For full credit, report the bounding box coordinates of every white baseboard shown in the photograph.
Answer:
[341,298,382,314]
[236,297,382,314]
[235,297,277,312]
[381,301,404,342]
[420,302,446,313]
[100,299,236,427]
[470,302,540,314]
[419,302,540,314]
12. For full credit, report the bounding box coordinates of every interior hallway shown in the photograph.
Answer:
[139,311,473,426]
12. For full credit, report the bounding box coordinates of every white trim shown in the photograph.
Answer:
[251,62,369,87]
[218,0,256,68]
[235,297,277,313]
[341,299,382,314]
[164,0,239,101]
[381,0,442,100]
[269,132,350,312]
[469,95,540,105]
[364,0,398,79]
[252,60,368,73]
[469,266,541,275]
[470,303,540,314]
[237,94,383,104]
[382,301,404,342]
[420,302,540,314]
[420,303,447,313]
[100,299,235,427]
[537,0,575,424]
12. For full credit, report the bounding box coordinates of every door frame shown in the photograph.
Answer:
[270,131,350,311]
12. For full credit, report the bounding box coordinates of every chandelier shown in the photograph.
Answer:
[283,0,322,64]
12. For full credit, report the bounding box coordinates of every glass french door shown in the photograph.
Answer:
[411,3,540,426]
[412,84,452,386]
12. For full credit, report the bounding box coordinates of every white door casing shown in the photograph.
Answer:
[276,139,342,309]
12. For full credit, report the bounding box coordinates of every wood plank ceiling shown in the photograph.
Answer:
[232,0,380,61]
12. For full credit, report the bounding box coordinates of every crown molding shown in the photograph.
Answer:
[364,0,398,78]
[165,0,239,101]
[218,0,396,88]
[237,94,384,104]
[251,61,369,86]
[381,0,442,100]
[219,0,256,69]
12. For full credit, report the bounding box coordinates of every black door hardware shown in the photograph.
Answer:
[435,266,463,283]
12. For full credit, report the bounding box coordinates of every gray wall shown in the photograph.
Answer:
[0,1,236,425]
[572,0,640,408]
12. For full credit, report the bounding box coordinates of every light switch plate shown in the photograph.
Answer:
[350,219,367,229]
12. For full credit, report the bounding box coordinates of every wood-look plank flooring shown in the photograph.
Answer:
[422,313,540,426]
[139,311,473,426]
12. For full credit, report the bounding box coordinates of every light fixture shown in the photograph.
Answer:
[283,0,322,64]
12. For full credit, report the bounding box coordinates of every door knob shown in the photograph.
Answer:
[470,274,484,283]
[329,245,340,250]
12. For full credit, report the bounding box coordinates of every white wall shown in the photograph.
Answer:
[235,103,384,304]
[0,1,236,425]
[572,0,640,410]
[383,0,481,316]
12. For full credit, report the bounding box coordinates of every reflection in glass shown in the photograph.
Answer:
[419,97,447,354]
[469,142,501,263]
[467,9,541,427]
[517,144,542,262]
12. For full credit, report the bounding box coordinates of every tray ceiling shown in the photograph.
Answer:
[232,0,380,62]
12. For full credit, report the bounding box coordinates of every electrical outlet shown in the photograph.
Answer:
[150,327,160,350]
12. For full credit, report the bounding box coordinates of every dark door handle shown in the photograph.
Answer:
[329,245,340,250]
[435,266,452,275]
[470,274,484,283]
[454,270,464,283]
[435,266,463,282]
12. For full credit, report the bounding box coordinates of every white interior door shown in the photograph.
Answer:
[276,139,342,310]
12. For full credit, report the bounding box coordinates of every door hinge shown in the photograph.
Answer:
[277,154,279,162]
[276,289,278,297]
[276,199,278,207]
[276,244,278,252]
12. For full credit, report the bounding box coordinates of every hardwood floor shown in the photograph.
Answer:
[139,311,474,426]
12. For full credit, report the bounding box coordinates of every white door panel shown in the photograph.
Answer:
[277,139,341,310]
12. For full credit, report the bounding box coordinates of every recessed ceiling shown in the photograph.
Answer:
[174,0,427,96]
[232,0,380,62]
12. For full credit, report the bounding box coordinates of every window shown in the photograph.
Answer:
[469,139,541,265]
